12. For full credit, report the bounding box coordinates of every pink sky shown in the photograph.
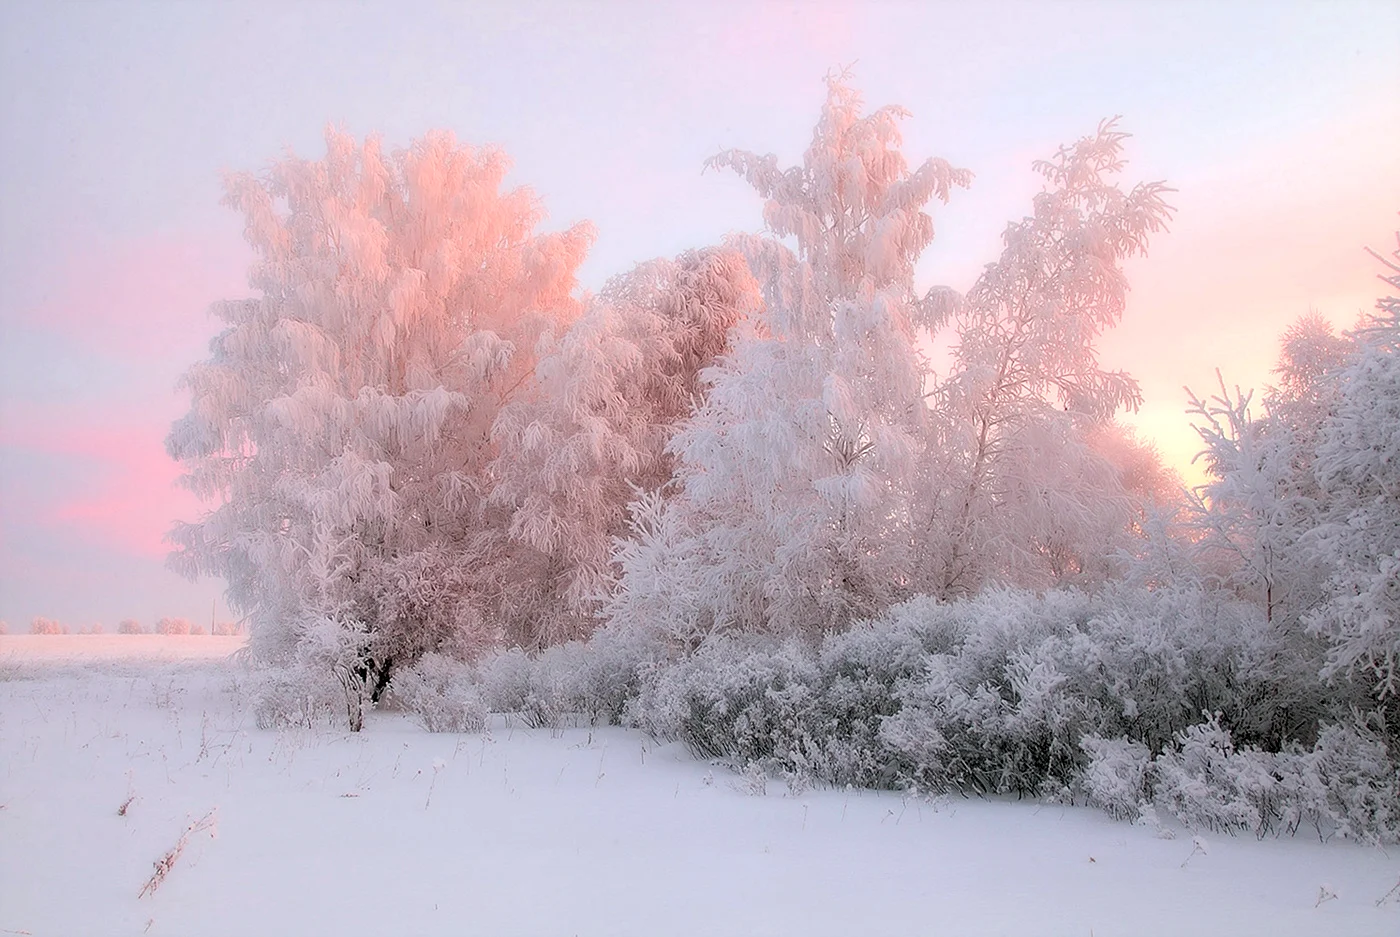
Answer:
[1,0,1396,628]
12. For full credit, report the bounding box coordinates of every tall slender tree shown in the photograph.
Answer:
[926,119,1174,596]
[609,77,972,643]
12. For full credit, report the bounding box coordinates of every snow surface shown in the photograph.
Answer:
[1,636,1396,937]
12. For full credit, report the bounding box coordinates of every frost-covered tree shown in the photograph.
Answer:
[1187,380,1323,626]
[1308,234,1400,699]
[167,128,593,703]
[155,617,192,635]
[609,77,972,643]
[1186,312,1353,628]
[926,120,1174,597]
[1187,228,1400,705]
[489,248,760,646]
[29,617,63,635]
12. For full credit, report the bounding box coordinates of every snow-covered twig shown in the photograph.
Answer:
[138,809,218,898]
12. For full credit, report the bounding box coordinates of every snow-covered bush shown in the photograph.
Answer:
[877,584,1307,797]
[625,621,913,786]
[392,653,487,733]
[117,618,144,634]
[248,616,376,730]
[1139,714,1400,843]
[632,636,829,772]
[1147,713,1270,835]
[248,664,345,731]
[556,625,659,725]
[810,599,959,786]
[474,648,566,728]
[1303,719,1400,843]
[1080,712,1400,843]
[608,581,1353,806]
[1080,735,1152,821]
[631,597,981,788]
[433,628,657,729]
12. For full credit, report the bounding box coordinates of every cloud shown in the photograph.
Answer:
[1,228,248,561]
[6,228,250,358]
[1,411,203,557]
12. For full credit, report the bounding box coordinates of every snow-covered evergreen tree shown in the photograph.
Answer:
[167,128,593,706]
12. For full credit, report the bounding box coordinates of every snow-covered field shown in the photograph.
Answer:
[0,634,247,662]
[1,637,1396,937]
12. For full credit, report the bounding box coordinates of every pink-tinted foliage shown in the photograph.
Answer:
[155,617,192,636]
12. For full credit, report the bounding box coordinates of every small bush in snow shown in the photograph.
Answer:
[630,609,946,788]
[247,617,379,731]
[1147,713,1268,835]
[1107,714,1400,844]
[477,649,553,727]
[118,618,144,634]
[1303,719,1400,843]
[878,583,1321,798]
[393,654,487,733]
[633,635,825,767]
[248,664,344,731]
[1081,735,1153,821]
[541,632,653,726]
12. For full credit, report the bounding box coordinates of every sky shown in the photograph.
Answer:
[0,0,1396,631]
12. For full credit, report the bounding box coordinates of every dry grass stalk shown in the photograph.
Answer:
[138,809,218,898]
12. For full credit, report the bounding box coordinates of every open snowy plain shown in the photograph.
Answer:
[1,636,1396,937]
